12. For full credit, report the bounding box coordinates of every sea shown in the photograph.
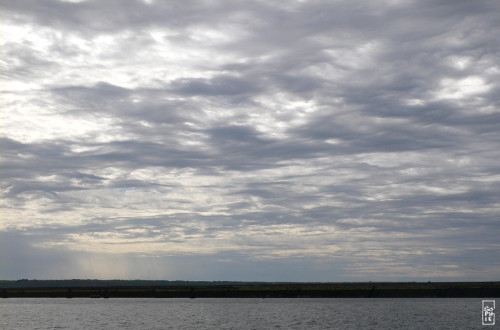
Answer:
[0,297,495,329]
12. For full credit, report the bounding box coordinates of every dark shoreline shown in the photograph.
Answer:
[1,281,499,298]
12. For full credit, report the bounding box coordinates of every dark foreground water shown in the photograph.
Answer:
[0,298,495,329]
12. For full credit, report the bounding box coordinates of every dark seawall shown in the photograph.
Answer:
[1,281,499,298]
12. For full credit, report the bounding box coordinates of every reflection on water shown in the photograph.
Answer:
[0,298,490,329]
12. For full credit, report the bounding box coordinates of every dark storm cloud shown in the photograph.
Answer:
[1,0,499,280]
[2,0,215,32]
[170,76,260,97]
[51,83,207,130]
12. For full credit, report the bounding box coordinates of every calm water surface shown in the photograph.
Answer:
[0,298,493,329]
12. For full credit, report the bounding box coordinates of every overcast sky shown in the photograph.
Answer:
[1,0,499,281]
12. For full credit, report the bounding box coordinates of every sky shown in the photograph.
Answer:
[1,0,499,282]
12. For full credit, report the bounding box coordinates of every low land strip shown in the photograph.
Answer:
[1,280,499,298]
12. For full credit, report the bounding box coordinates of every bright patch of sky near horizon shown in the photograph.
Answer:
[1,0,499,281]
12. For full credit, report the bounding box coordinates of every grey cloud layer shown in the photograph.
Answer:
[1,0,499,280]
